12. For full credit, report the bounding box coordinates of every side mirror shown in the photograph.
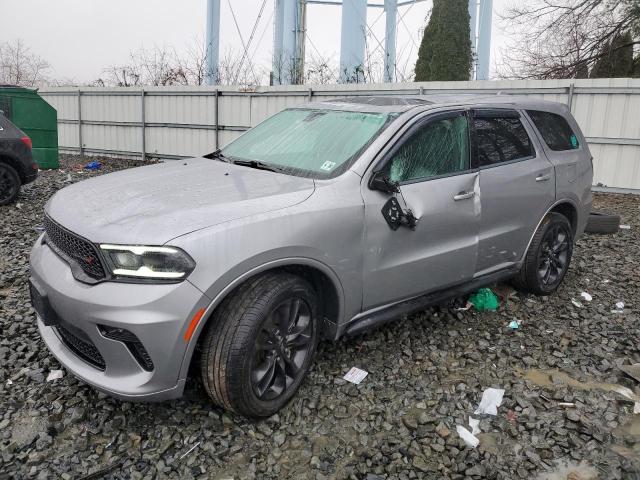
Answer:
[370,170,400,194]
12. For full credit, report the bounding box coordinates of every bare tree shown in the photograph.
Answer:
[0,39,50,87]
[498,0,640,79]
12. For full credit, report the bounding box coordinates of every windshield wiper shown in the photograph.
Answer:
[232,159,283,173]
[203,149,232,163]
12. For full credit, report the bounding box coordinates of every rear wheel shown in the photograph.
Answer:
[513,213,573,295]
[200,272,319,417]
[0,163,21,205]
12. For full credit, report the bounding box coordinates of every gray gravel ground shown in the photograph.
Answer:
[1,155,639,480]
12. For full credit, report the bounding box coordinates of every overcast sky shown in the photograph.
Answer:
[2,0,510,84]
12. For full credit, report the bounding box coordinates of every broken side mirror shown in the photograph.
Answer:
[370,170,400,194]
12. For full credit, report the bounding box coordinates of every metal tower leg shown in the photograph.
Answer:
[384,0,397,82]
[339,0,367,83]
[205,0,221,85]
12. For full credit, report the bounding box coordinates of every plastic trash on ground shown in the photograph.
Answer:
[571,298,583,308]
[508,320,521,330]
[343,367,368,385]
[468,288,499,311]
[615,301,625,310]
[84,161,102,170]
[468,417,480,435]
[580,292,592,302]
[619,224,631,230]
[456,425,479,448]
[474,388,505,415]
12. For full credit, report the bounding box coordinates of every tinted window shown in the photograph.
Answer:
[474,115,533,167]
[388,115,469,183]
[527,110,580,151]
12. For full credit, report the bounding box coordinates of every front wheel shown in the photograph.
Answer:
[513,212,573,295]
[200,272,319,417]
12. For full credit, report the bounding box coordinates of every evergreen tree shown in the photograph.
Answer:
[590,31,634,78]
[415,0,472,81]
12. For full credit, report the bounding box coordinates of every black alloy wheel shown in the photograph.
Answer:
[200,272,319,417]
[512,212,574,295]
[537,222,570,287]
[251,297,314,401]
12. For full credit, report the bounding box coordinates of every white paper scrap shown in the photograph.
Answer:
[46,370,64,382]
[580,292,592,302]
[474,388,505,416]
[619,224,631,230]
[469,417,480,435]
[456,425,479,448]
[616,301,625,310]
[343,367,368,385]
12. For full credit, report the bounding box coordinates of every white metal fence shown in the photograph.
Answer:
[39,78,640,190]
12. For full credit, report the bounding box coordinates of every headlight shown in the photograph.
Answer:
[99,244,195,281]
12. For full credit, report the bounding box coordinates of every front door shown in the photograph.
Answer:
[361,110,480,310]
[473,109,556,275]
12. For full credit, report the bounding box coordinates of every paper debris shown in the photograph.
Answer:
[615,301,625,310]
[619,224,631,230]
[620,363,640,383]
[46,370,64,382]
[6,379,12,386]
[456,425,479,448]
[571,298,583,308]
[343,367,368,385]
[468,417,480,435]
[474,388,505,416]
[508,320,521,329]
[580,292,592,302]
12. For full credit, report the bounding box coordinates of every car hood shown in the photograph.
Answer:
[45,158,315,244]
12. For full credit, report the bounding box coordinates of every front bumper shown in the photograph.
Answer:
[30,234,210,401]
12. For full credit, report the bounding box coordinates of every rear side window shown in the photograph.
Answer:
[526,110,580,151]
[473,113,533,167]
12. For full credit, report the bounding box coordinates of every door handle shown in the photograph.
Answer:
[536,174,551,182]
[453,191,475,201]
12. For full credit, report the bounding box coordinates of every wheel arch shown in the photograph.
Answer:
[177,257,345,382]
[520,199,579,265]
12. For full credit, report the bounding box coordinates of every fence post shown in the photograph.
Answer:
[77,89,83,157]
[567,83,575,112]
[140,88,146,161]
[308,87,313,102]
[214,89,219,150]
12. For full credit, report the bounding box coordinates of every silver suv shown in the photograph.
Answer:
[30,95,592,417]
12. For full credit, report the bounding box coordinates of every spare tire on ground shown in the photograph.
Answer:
[585,211,621,234]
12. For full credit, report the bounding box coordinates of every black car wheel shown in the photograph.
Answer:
[513,213,573,295]
[200,272,318,417]
[0,163,21,205]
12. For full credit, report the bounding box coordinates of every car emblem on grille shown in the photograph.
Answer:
[85,256,95,265]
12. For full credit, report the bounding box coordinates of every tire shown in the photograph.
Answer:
[513,212,573,295]
[585,210,621,234]
[0,163,21,205]
[200,272,319,417]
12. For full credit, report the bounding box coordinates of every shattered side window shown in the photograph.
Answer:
[388,115,469,183]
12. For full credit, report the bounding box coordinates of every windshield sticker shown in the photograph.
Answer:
[320,161,337,171]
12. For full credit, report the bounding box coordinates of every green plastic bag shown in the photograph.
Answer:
[469,288,499,311]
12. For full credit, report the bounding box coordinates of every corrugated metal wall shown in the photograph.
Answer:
[40,78,640,190]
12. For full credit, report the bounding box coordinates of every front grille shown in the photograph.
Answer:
[44,215,106,280]
[56,324,106,370]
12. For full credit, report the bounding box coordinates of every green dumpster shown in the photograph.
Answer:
[0,85,59,169]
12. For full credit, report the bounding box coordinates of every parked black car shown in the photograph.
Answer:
[0,113,37,204]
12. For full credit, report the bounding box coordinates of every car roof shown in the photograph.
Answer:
[303,94,568,115]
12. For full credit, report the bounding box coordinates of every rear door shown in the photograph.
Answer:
[361,110,480,309]
[474,108,555,275]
